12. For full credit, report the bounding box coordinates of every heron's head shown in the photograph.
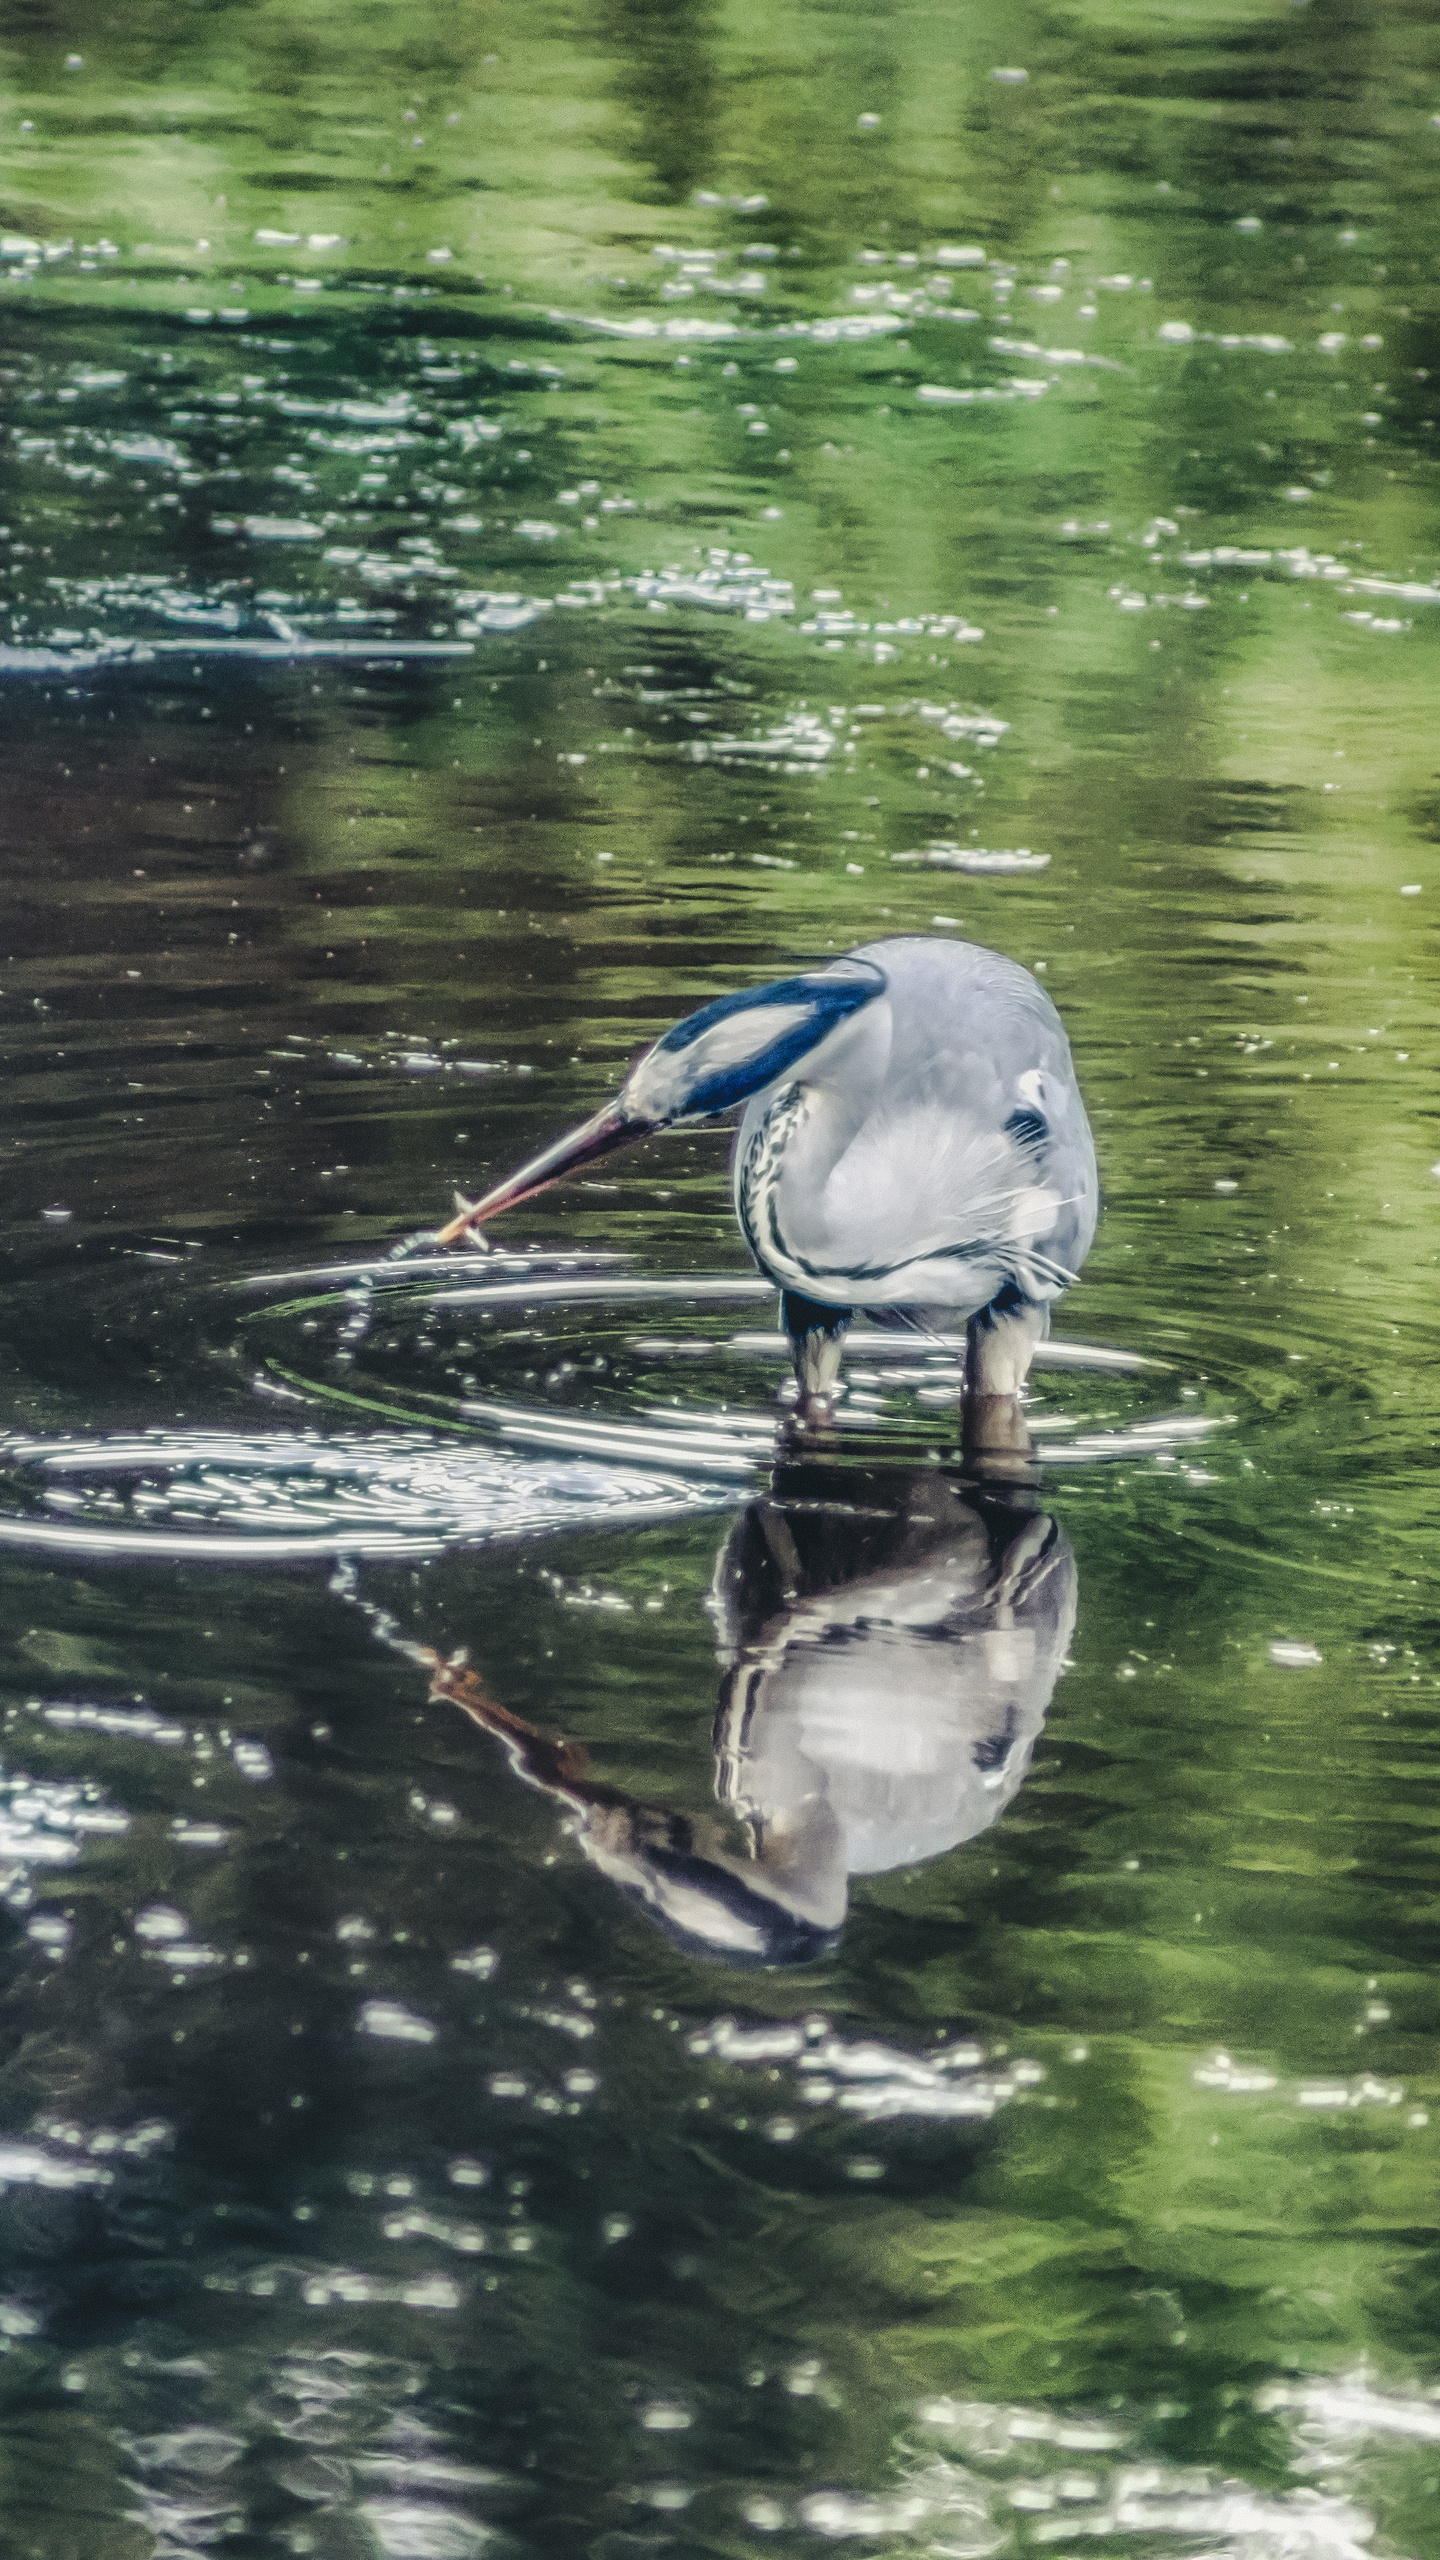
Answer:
[437,955,885,1242]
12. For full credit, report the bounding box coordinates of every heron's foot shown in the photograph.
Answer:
[781,1288,850,1427]
[785,1386,843,1438]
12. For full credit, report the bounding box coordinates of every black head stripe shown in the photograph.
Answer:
[655,961,885,1117]
[658,961,884,1059]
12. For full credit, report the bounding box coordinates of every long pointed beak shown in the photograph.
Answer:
[434,1102,642,1246]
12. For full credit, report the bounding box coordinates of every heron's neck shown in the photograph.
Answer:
[733,999,891,1288]
[733,1069,870,1290]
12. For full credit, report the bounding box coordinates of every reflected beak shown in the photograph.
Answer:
[434,1102,642,1246]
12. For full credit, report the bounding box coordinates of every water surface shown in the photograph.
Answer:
[1,3,1439,2555]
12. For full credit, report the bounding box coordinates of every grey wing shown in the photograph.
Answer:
[996,1056,1099,1293]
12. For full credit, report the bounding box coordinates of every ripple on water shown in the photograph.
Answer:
[0,1252,1206,1559]
[0,1427,734,1557]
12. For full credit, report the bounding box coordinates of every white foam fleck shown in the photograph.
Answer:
[0,1770,130,1888]
[798,2486,945,2535]
[918,378,1049,404]
[0,2141,113,2193]
[381,2207,487,2253]
[798,311,909,342]
[229,514,323,541]
[151,1943,228,1976]
[41,1700,186,1744]
[1194,2053,1280,2094]
[691,2015,1034,2128]
[688,2021,807,2063]
[300,2271,462,2311]
[1258,2376,1440,2446]
[684,708,840,766]
[1296,2078,1404,2110]
[990,335,1122,371]
[892,843,1049,874]
[357,2000,437,2045]
[450,1946,498,1979]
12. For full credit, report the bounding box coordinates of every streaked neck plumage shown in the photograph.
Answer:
[733,998,893,1295]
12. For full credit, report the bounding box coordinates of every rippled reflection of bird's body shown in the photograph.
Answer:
[423,1464,1077,1967]
[702,1465,1076,1959]
[436,936,1099,1424]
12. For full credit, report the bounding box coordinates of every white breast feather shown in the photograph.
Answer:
[811,1103,1059,1271]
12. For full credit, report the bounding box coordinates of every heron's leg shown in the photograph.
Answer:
[966,1290,1048,1395]
[963,1290,1047,1473]
[781,1289,851,1423]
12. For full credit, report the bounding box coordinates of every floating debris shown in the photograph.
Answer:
[892,843,1050,873]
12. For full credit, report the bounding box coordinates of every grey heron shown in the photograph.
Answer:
[436,935,1098,1422]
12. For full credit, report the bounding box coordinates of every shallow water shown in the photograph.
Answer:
[2,2,1439,2554]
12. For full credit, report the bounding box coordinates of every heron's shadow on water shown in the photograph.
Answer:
[396,1456,1078,1971]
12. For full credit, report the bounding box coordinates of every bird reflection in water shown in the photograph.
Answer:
[423,1462,1076,1967]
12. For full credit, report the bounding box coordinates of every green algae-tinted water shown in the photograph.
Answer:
[0,4,1438,2554]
